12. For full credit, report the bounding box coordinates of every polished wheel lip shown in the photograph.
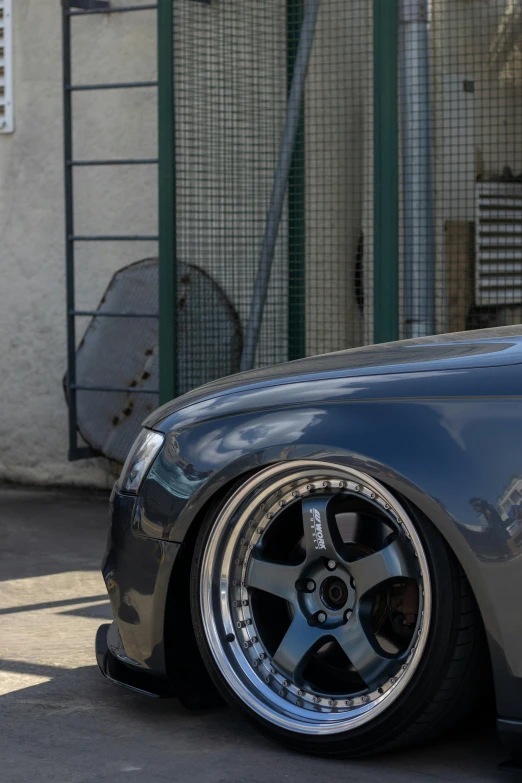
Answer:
[199,460,432,736]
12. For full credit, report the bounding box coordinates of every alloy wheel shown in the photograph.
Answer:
[199,461,431,735]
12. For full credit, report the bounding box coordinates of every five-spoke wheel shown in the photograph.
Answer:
[192,460,486,756]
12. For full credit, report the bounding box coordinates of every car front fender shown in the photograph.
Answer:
[137,395,522,721]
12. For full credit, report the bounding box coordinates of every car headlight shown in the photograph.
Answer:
[118,429,165,494]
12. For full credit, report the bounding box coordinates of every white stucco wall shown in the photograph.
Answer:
[0,0,372,488]
[0,0,158,487]
[0,0,289,488]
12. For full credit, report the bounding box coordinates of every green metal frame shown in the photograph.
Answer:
[157,0,398,391]
[373,0,399,344]
[157,0,177,403]
[287,0,306,361]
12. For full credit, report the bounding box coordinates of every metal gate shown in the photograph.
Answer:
[64,0,522,461]
[158,0,375,402]
[62,0,160,460]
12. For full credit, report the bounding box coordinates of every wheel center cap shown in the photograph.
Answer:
[320,575,348,610]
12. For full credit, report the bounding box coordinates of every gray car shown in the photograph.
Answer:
[97,326,522,761]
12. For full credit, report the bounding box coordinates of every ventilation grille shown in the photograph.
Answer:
[0,0,12,134]
[475,182,522,306]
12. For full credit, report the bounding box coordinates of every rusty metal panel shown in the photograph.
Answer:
[74,258,241,462]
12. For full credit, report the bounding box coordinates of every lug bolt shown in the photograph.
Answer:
[283,680,290,687]
[313,696,321,703]
[243,599,249,606]
[297,690,304,697]
[244,641,251,648]
[245,618,252,625]
[322,481,329,487]
[317,611,327,624]
[251,636,258,644]
[259,653,267,660]
[265,676,271,683]
[338,481,345,488]
[328,699,336,707]
[237,621,245,628]
[306,580,316,592]
[326,560,337,571]
[279,689,285,697]
[306,484,314,490]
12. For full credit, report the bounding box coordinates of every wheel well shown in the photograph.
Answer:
[163,467,260,708]
[394,487,494,695]
[163,463,493,709]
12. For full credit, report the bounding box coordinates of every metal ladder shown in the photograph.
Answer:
[61,0,159,460]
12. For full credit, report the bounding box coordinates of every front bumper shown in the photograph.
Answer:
[99,487,180,689]
[95,622,173,697]
[498,718,522,765]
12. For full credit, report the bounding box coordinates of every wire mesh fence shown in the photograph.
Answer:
[65,0,522,461]
[171,0,522,390]
[430,0,522,335]
[171,0,373,394]
[397,0,522,338]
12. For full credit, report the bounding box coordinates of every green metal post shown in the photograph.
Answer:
[373,0,399,344]
[157,0,177,403]
[287,0,306,361]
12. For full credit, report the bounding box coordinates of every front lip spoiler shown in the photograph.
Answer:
[497,718,522,770]
[95,623,173,699]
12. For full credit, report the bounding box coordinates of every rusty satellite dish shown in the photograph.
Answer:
[72,258,242,463]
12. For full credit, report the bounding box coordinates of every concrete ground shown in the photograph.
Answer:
[0,487,517,783]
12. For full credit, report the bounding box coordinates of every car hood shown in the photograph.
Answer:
[145,325,522,428]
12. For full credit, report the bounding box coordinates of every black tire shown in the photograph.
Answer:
[190,463,488,758]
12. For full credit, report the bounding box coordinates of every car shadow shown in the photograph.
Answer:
[0,658,512,783]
